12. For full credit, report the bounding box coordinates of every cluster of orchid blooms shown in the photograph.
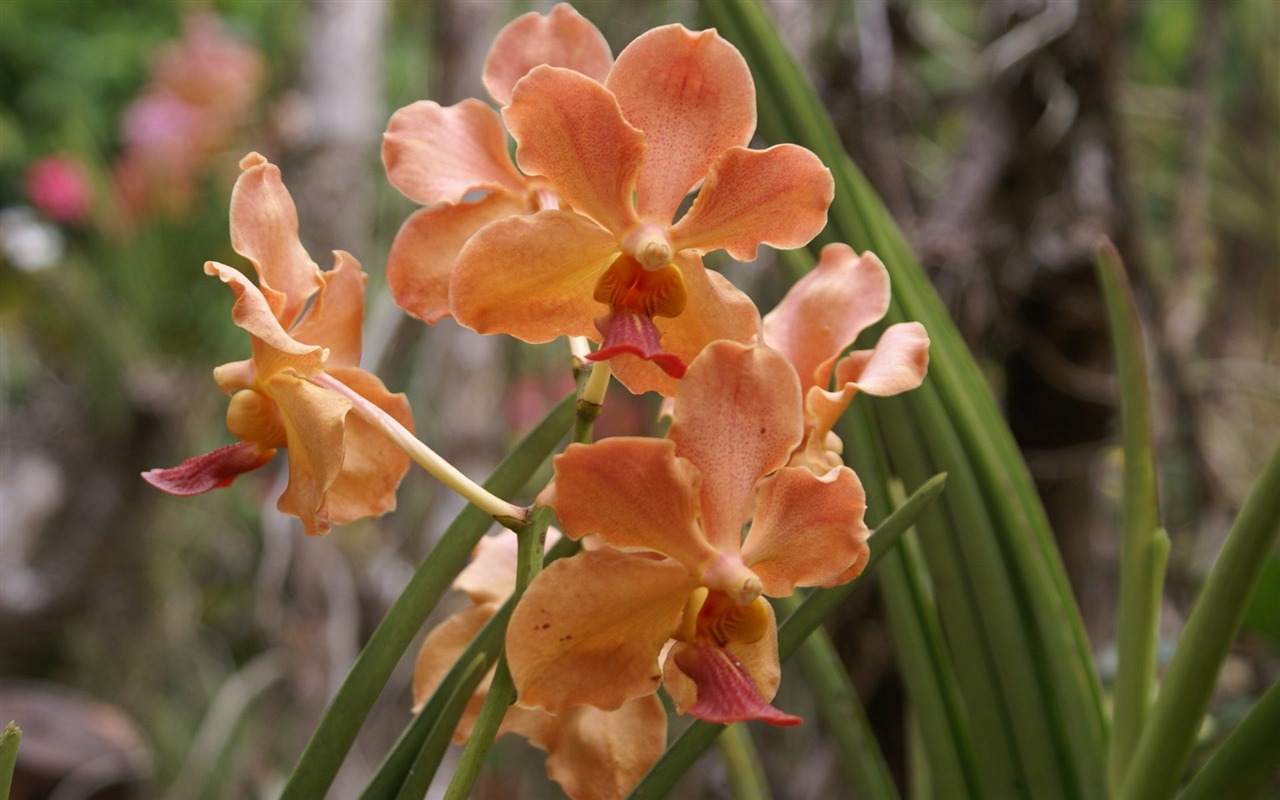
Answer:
[143,5,929,798]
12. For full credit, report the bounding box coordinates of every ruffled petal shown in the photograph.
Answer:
[504,66,642,235]
[289,250,366,368]
[834,321,931,396]
[450,209,618,342]
[204,262,326,379]
[506,549,694,712]
[610,253,762,397]
[483,4,613,106]
[412,603,497,738]
[606,25,755,222]
[387,193,530,325]
[541,695,667,800]
[454,531,519,606]
[741,465,870,595]
[669,144,833,262]
[227,153,323,327]
[545,438,719,572]
[762,244,891,394]
[668,342,803,552]
[320,366,413,527]
[265,371,351,536]
[382,99,526,205]
[141,441,275,495]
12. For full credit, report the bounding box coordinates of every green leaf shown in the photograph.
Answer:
[1120,442,1280,800]
[1177,676,1280,800]
[0,721,19,800]
[278,393,575,800]
[1095,238,1169,793]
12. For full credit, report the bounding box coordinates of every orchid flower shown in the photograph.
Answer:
[763,243,931,473]
[382,4,612,325]
[444,23,831,395]
[414,531,666,800]
[506,341,871,726]
[143,153,413,536]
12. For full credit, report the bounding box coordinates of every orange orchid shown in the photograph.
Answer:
[446,22,832,395]
[382,4,612,325]
[143,153,413,536]
[414,531,666,800]
[763,243,931,473]
[506,341,871,726]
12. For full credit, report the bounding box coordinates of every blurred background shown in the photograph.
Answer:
[0,0,1276,797]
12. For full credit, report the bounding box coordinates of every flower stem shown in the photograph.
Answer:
[573,358,610,444]
[309,371,527,523]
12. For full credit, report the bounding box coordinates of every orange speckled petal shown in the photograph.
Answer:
[507,549,694,713]
[320,366,412,528]
[610,253,762,398]
[545,438,719,572]
[606,25,755,222]
[834,321,931,397]
[228,153,323,327]
[670,144,833,262]
[541,694,667,800]
[742,465,871,596]
[290,250,366,368]
[668,342,803,552]
[504,66,642,235]
[484,4,612,106]
[450,209,617,343]
[266,371,352,536]
[387,193,530,325]
[382,99,526,205]
[763,244,891,394]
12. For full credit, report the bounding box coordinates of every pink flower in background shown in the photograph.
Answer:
[25,155,92,225]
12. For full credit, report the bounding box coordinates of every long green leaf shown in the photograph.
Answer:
[1120,442,1280,800]
[279,393,575,800]
[0,722,19,800]
[628,474,946,799]
[1095,239,1169,793]
[1177,676,1280,800]
[702,2,1108,794]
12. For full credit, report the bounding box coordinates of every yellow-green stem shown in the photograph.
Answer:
[309,371,527,523]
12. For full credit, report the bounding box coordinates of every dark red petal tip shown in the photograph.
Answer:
[590,311,688,379]
[673,643,803,727]
[142,441,275,496]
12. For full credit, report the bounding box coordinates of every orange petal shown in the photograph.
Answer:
[453,531,519,605]
[668,342,803,552]
[266,371,351,536]
[320,366,413,527]
[141,441,275,495]
[834,321,931,396]
[541,694,667,800]
[228,153,324,327]
[545,439,719,572]
[506,549,694,712]
[763,244,891,394]
[382,99,526,206]
[606,25,755,222]
[205,262,326,379]
[412,603,497,739]
[483,4,613,106]
[504,66,642,235]
[387,193,529,325]
[450,209,617,342]
[742,465,870,595]
[289,251,366,368]
[610,253,762,397]
[669,144,833,262]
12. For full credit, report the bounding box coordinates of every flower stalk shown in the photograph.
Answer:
[309,371,528,523]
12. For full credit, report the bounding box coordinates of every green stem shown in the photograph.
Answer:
[1120,442,1280,800]
[278,393,574,800]
[0,722,19,800]
[441,505,554,800]
[1097,239,1168,794]
[1177,676,1280,800]
[719,724,773,800]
